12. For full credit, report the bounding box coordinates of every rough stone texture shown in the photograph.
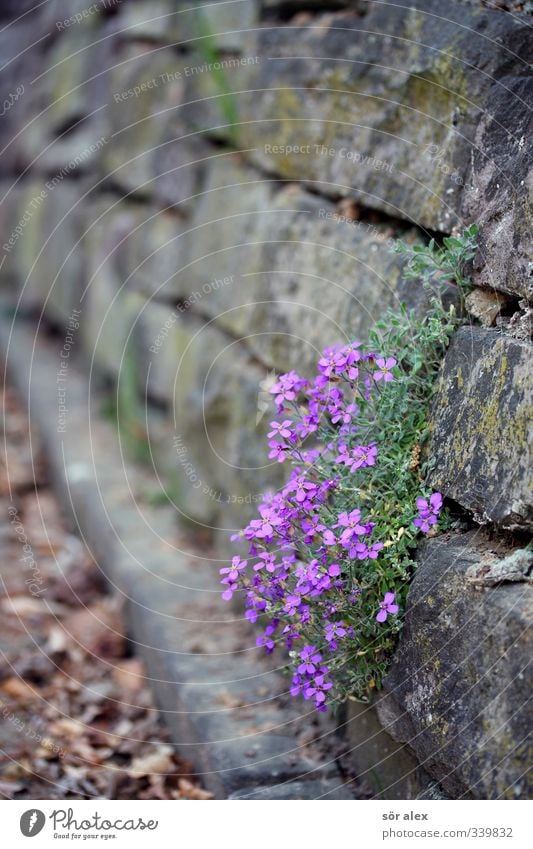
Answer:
[38,183,88,324]
[82,196,147,375]
[427,326,533,529]
[7,179,51,312]
[229,778,355,799]
[233,2,533,232]
[135,305,285,530]
[102,46,186,199]
[344,700,437,799]
[195,185,418,375]
[178,154,278,298]
[378,531,533,799]
[465,289,509,328]
[463,76,533,301]
[115,0,260,52]
[17,21,112,177]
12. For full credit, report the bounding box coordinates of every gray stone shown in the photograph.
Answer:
[38,183,87,324]
[378,531,533,799]
[103,47,186,198]
[427,326,533,529]
[181,182,439,376]
[465,289,509,328]
[82,196,147,376]
[232,2,532,231]
[229,778,355,799]
[115,0,259,52]
[124,205,189,299]
[462,76,533,301]
[9,179,50,312]
[18,22,111,176]
[261,0,357,13]
[344,699,434,799]
[180,154,277,298]
[137,309,285,528]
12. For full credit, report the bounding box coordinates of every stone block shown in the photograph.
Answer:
[82,196,147,376]
[378,531,533,799]
[137,310,284,528]
[103,46,186,198]
[463,76,533,301]
[343,699,436,799]
[116,0,259,52]
[427,326,533,529]
[232,2,532,231]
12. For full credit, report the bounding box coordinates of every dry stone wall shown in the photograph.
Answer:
[0,0,531,798]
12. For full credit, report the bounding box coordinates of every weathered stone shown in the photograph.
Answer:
[261,0,357,13]
[9,179,50,311]
[232,2,532,231]
[116,0,259,52]
[137,309,284,528]
[378,531,533,799]
[0,181,26,296]
[0,23,46,177]
[463,76,532,301]
[38,183,87,324]
[427,326,533,529]
[229,778,355,799]
[125,205,189,298]
[18,20,112,176]
[182,182,444,376]
[177,153,277,298]
[82,196,147,376]
[465,288,509,327]
[103,47,186,198]
[150,132,214,212]
[343,699,436,799]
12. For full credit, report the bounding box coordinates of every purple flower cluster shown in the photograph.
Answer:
[220,340,442,710]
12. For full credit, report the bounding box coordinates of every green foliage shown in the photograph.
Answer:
[320,302,458,701]
[102,341,151,465]
[393,223,478,304]
[195,11,240,148]
[323,227,477,701]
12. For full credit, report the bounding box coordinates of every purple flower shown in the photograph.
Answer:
[270,371,307,410]
[413,492,443,533]
[298,645,322,675]
[325,621,347,643]
[322,529,337,546]
[220,555,247,584]
[351,443,377,469]
[335,443,355,468]
[330,402,358,425]
[374,356,397,382]
[376,592,399,623]
[268,420,294,439]
[286,476,318,504]
[318,345,346,378]
[268,440,288,463]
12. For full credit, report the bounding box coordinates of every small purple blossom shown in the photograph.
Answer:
[376,592,399,623]
[374,357,397,382]
[414,492,443,533]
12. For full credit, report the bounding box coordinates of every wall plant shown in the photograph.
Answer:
[220,226,478,712]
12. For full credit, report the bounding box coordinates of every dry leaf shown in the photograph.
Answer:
[127,745,175,778]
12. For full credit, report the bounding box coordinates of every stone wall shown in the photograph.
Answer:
[0,0,531,798]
